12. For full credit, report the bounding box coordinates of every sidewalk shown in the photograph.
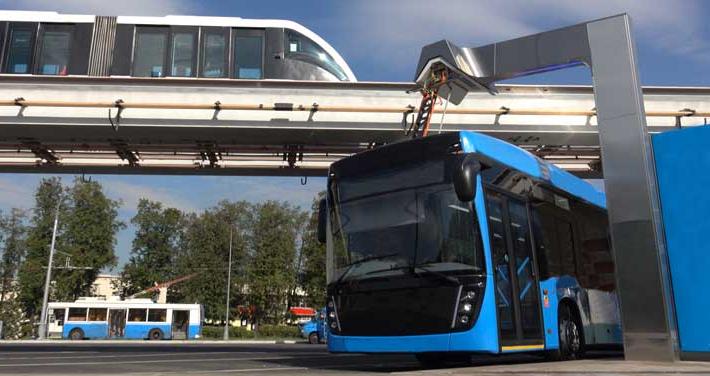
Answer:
[394,359,710,375]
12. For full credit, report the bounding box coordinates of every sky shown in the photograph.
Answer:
[0,0,707,270]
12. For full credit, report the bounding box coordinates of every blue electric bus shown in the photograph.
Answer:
[319,131,621,362]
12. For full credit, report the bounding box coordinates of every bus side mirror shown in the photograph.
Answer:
[317,198,327,244]
[453,155,480,202]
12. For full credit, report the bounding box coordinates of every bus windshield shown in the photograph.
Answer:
[328,158,484,284]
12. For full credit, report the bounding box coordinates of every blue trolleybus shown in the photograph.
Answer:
[48,298,203,340]
[320,131,621,362]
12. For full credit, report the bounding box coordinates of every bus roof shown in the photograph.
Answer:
[47,301,201,310]
[459,131,606,208]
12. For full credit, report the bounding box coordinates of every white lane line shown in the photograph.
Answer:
[0,351,269,361]
[0,351,91,355]
[0,354,342,368]
[176,366,309,374]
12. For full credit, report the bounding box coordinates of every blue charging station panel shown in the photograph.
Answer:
[653,125,710,355]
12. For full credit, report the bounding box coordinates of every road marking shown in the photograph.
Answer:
[149,366,310,374]
[0,354,347,368]
[0,351,268,360]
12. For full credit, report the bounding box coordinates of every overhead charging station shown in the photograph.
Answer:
[414,13,709,361]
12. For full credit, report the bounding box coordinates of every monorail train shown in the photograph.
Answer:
[0,11,356,81]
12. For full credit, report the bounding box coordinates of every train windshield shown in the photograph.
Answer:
[327,158,484,284]
[286,30,348,80]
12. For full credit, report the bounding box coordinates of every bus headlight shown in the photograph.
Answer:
[453,285,483,330]
[326,296,341,334]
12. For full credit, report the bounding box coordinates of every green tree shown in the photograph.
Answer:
[17,177,67,322]
[0,208,26,303]
[299,193,327,308]
[53,178,123,301]
[120,199,184,297]
[0,208,28,339]
[177,201,252,322]
[247,201,305,326]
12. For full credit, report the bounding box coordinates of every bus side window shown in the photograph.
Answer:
[531,204,561,280]
[67,307,87,321]
[148,309,167,322]
[555,218,577,277]
[128,309,147,322]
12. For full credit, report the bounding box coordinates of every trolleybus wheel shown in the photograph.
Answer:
[308,332,319,344]
[148,328,163,341]
[69,328,84,340]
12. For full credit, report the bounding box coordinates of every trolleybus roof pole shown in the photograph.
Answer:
[414,13,677,362]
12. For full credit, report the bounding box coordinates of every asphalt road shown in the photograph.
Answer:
[0,341,706,375]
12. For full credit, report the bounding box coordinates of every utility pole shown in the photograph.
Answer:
[223,227,233,340]
[38,201,60,340]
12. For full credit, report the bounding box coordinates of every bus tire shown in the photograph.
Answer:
[148,328,163,341]
[308,332,319,344]
[69,328,84,340]
[548,302,584,360]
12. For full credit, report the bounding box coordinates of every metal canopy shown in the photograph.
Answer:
[415,14,677,361]
[0,76,704,177]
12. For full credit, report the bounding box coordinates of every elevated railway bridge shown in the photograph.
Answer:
[0,76,707,179]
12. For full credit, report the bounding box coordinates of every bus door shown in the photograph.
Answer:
[486,190,544,350]
[109,309,126,338]
[172,310,189,340]
[47,308,65,338]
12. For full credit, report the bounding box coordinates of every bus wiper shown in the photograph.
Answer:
[371,264,460,285]
[412,264,460,285]
[335,253,399,285]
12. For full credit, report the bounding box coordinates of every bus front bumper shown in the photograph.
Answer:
[327,333,451,353]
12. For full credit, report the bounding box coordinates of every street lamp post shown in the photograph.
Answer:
[38,201,60,340]
[223,227,233,340]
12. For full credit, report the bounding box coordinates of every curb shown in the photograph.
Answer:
[0,339,303,345]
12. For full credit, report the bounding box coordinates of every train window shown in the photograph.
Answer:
[133,28,168,77]
[233,32,263,79]
[201,32,227,78]
[4,25,35,74]
[170,32,195,77]
[285,30,347,81]
[36,25,73,75]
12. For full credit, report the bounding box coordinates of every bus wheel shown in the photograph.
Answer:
[148,329,163,341]
[308,332,319,344]
[69,328,84,340]
[549,303,584,360]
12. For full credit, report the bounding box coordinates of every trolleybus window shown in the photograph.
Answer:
[133,28,167,77]
[67,307,87,321]
[233,33,263,79]
[4,26,34,74]
[88,308,108,321]
[148,308,167,322]
[128,308,147,322]
[201,32,226,78]
[36,25,72,75]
